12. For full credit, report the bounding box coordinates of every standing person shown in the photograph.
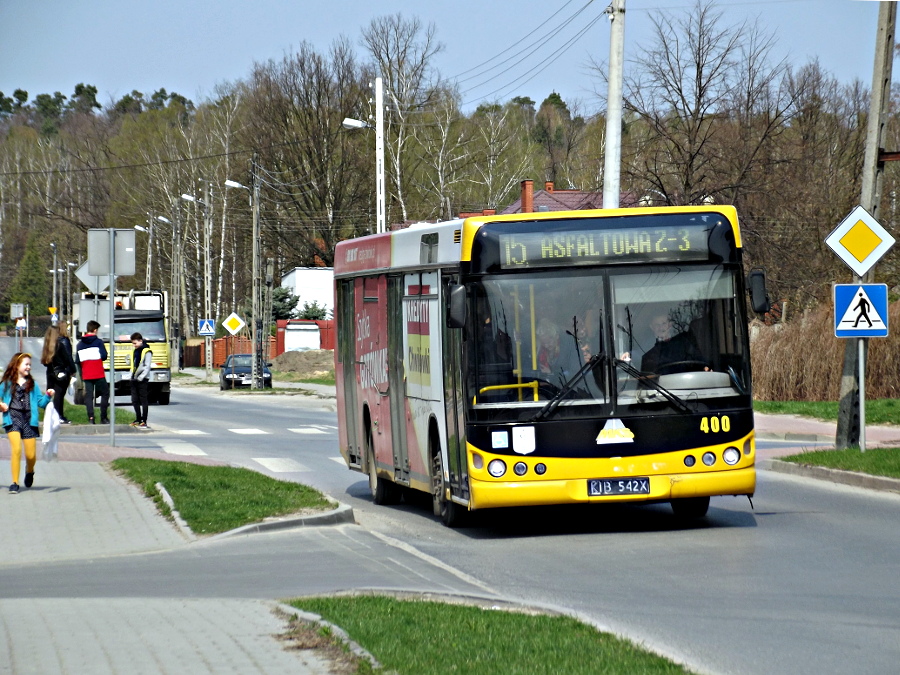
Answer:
[0,353,54,493]
[75,320,110,424]
[130,332,152,430]
[41,321,76,424]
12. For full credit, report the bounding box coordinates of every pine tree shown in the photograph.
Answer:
[6,235,52,315]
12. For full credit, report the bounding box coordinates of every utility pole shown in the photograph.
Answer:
[375,76,386,233]
[203,182,213,381]
[835,1,896,450]
[171,203,182,371]
[251,153,263,389]
[602,0,625,209]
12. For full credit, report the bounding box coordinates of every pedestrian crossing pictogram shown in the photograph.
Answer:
[834,284,889,338]
[197,319,215,336]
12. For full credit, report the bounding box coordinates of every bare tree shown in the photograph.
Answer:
[245,39,373,265]
[622,1,787,205]
[362,13,443,223]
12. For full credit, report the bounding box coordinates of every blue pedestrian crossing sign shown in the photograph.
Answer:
[197,319,216,336]
[834,284,888,338]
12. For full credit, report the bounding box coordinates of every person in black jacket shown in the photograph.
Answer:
[638,313,706,375]
[41,321,76,424]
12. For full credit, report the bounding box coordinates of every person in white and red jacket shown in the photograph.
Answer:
[75,321,109,424]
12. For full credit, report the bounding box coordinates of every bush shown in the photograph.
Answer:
[750,302,900,401]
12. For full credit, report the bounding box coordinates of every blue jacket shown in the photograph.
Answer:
[0,380,52,428]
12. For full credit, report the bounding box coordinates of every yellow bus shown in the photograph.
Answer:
[334,207,768,526]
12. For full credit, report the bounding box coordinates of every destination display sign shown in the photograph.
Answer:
[498,222,711,269]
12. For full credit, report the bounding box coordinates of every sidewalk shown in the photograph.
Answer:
[0,439,353,674]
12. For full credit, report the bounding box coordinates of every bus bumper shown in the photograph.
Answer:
[469,467,756,510]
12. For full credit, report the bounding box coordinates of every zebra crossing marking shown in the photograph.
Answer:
[253,457,309,473]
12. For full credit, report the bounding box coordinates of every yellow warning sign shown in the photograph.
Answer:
[839,221,883,263]
[826,205,895,277]
[222,312,246,336]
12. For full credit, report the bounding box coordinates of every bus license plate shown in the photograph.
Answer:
[588,477,650,497]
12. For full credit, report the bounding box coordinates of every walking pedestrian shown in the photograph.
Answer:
[41,320,76,424]
[0,353,54,493]
[130,332,152,430]
[75,320,110,424]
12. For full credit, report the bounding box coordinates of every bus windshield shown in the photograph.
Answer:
[467,264,749,420]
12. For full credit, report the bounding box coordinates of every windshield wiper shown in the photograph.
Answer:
[614,358,692,413]
[531,353,605,422]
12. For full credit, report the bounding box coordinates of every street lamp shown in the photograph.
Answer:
[225,171,264,390]
[342,76,385,233]
[49,242,58,320]
[181,189,214,380]
[134,214,171,290]
[66,261,76,321]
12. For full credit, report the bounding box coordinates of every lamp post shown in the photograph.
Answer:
[181,189,214,381]
[225,161,263,390]
[342,76,385,233]
[66,262,76,321]
[50,242,58,321]
[135,214,171,290]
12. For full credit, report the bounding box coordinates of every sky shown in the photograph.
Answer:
[0,0,886,115]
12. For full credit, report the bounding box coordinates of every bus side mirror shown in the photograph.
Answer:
[747,268,770,315]
[447,285,467,328]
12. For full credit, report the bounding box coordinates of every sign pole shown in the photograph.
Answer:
[108,230,116,447]
[859,337,866,452]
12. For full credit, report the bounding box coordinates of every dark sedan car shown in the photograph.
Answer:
[219,354,273,389]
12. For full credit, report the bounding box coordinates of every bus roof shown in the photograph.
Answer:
[333,206,740,277]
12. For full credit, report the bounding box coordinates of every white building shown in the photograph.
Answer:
[280,267,334,318]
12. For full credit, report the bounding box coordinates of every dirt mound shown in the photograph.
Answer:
[272,350,335,378]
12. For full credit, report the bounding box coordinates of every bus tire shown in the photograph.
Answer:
[158,391,170,405]
[366,425,400,505]
[670,496,710,519]
[431,444,467,528]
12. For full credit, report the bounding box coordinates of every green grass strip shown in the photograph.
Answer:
[40,405,135,426]
[780,447,900,479]
[289,596,691,675]
[111,458,332,534]
[754,399,900,426]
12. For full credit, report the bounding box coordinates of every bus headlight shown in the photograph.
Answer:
[723,447,740,465]
[487,459,507,478]
[684,455,696,467]
[702,452,716,466]
[513,462,527,476]
[534,463,547,475]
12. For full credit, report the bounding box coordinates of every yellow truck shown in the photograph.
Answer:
[74,290,172,405]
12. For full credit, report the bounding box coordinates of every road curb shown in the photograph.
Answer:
[206,502,355,540]
[58,424,142,436]
[759,458,900,494]
[756,431,833,443]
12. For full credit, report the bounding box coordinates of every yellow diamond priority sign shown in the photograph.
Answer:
[826,205,895,277]
[222,312,246,336]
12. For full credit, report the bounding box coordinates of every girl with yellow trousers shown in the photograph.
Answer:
[0,353,54,494]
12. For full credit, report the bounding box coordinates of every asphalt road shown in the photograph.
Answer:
[65,384,900,675]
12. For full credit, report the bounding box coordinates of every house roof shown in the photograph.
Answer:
[501,181,639,214]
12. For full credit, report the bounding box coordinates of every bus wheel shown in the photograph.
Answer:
[431,449,467,528]
[158,391,170,405]
[670,496,710,519]
[366,427,400,505]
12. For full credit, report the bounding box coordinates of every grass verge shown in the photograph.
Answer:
[780,447,900,480]
[754,399,900,425]
[271,370,336,386]
[288,595,691,675]
[111,458,333,534]
[41,404,134,426]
